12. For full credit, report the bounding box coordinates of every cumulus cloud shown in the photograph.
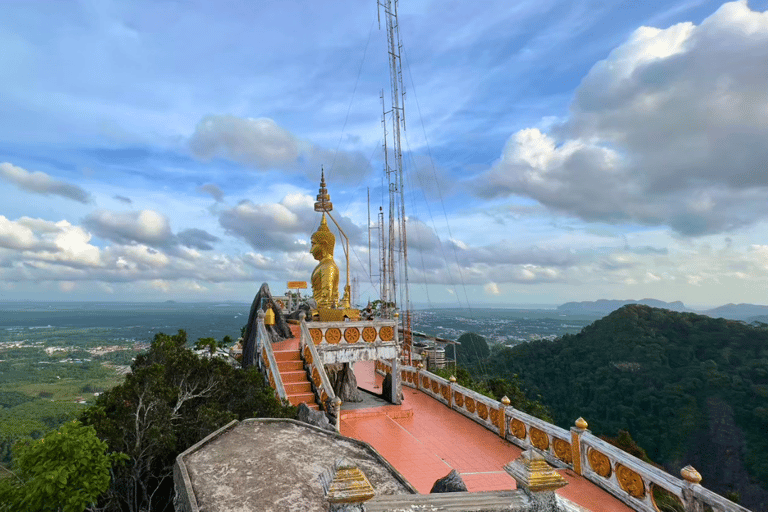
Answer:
[219,193,363,252]
[189,115,370,179]
[85,209,173,246]
[0,162,91,203]
[197,183,224,202]
[177,228,220,250]
[476,1,768,236]
[484,282,500,295]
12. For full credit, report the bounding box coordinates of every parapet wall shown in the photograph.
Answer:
[375,360,751,512]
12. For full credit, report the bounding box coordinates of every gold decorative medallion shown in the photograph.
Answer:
[362,326,377,342]
[310,328,323,345]
[344,327,360,343]
[303,345,313,364]
[422,375,430,388]
[616,464,645,499]
[530,427,549,451]
[510,419,526,439]
[441,384,450,401]
[490,407,500,425]
[312,368,322,387]
[325,327,342,344]
[553,438,572,464]
[262,348,269,368]
[321,390,328,404]
[477,402,488,420]
[587,449,612,478]
[268,372,275,389]
[454,392,464,407]
[465,397,476,414]
[401,370,407,380]
[431,380,440,394]
[379,325,394,341]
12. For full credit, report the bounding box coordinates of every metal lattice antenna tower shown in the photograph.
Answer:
[378,0,411,363]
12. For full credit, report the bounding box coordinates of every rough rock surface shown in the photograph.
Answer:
[430,469,468,493]
[297,403,335,432]
[326,363,362,402]
[242,283,293,368]
[381,372,393,402]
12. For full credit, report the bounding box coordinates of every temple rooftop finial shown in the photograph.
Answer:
[314,166,333,212]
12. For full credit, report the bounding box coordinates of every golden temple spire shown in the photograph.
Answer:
[314,166,333,212]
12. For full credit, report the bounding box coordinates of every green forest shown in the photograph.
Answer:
[479,305,768,509]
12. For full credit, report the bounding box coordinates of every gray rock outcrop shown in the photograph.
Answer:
[296,403,335,432]
[326,363,362,402]
[430,469,468,493]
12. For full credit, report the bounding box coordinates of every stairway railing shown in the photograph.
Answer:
[299,314,338,422]
[257,311,287,402]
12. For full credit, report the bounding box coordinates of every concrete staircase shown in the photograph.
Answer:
[273,338,319,410]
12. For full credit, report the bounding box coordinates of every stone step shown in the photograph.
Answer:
[284,381,312,394]
[287,392,317,406]
[281,370,308,383]
[277,360,303,372]
[273,350,301,362]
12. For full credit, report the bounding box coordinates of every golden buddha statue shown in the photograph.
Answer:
[311,214,340,310]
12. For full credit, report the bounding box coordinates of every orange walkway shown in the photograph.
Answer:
[341,361,633,512]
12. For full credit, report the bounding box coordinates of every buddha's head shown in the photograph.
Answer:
[310,214,335,261]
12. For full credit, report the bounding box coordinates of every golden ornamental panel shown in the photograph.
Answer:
[422,376,430,388]
[465,397,476,414]
[588,449,612,478]
[309,328,323,345]
[440,384,450,401]
[362,326,377,342]
[344,327,360,343]
[303,345,313,364]
[379,325,394,341]
[321,390,329,406]
[510,419,526,439]
[431,380,440,394]
[616,464,645,499]
[530,427,549,451]
[325,327,342,344]
[262,348,269,368]
[553,438,572,464]
[490,407,500,425]
[454,392,464,407]
[312,368,322,387]
[406,371,413,383]
[477,402,488,420]
[268,372,275,389]
[401,370,407,380]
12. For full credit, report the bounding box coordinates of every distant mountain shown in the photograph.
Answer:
[557,298,688,314]
[703,303,768,321]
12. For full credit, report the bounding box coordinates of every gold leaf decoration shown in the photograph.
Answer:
[312,368,322,387]
[431,380,439,393]
[490,407,499,425]
[440,384,450,401]
[422,375,430,388]
[325,328,342,344]
[310,328,323,345]
[344,327,360,343]
[362,326,377,342]
[262,348,269,368]
[588,449,612,478]
[379,325,394,341]
[510,419,526,439]
[465,397,476,414]
[303,346,312,364]
[454,392,464,407]
[617,464,645,499]
[477,402,488,420]
[530,427,549,451]
[553,438,572,464]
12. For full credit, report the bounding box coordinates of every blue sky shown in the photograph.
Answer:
[2,0,768,308]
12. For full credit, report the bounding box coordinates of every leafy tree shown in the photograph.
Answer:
[445,332,490,366]
[81,330,295,512]
[0,420,127,512]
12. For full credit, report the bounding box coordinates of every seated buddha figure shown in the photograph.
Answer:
[310,214,339,310]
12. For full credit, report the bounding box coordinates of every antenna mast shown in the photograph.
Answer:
[378,0,411,364]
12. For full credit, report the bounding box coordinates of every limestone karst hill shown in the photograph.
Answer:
[489,304,768,511]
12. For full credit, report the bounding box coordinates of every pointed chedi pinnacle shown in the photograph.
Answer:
[314,166,333,212]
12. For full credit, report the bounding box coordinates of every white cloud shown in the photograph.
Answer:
[85,209,173,246]
[0,216,38,250]
[0,162,91,203]
[484,282,500,295]
[477,1,768,236]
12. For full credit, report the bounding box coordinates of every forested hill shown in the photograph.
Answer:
[489,304,768,510]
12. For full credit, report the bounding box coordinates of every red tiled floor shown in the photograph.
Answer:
[342,361,633,512]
